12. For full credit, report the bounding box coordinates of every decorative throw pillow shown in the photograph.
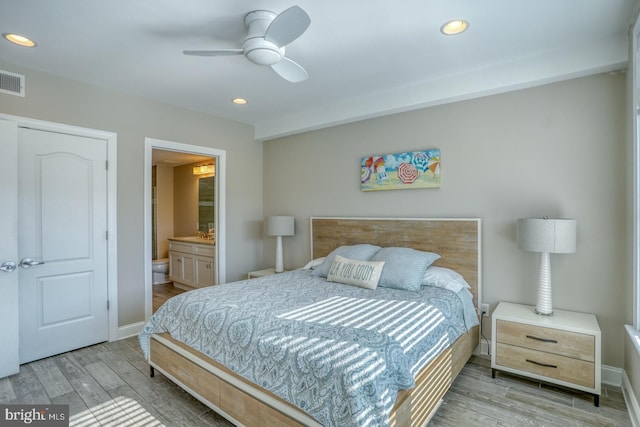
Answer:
[422,266,471,293]
[311,244,381,277]
[326,255,385,290]
[371,247,440,291]
[302,257,325,270]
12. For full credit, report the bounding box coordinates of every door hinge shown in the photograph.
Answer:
[106,160,109,170]
[107,300,110,310]
[106,230,108,240]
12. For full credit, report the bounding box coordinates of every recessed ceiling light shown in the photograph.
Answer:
[231,98,248,105]
[440,20,469,36]
[2,33,37,47]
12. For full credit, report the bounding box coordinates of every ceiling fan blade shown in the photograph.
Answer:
[264,6,310,47]
[183,49,243,56]
[271,57,308,83]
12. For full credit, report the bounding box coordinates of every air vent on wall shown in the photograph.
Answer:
[0,70,25,97]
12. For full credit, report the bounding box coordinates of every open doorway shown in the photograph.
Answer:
[143,138,226,320]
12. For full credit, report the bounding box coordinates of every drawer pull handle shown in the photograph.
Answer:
[526,359,557,369]
[526,335,557,344]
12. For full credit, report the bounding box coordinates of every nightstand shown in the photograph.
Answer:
[247,267,280,279]
[491,301,601,406]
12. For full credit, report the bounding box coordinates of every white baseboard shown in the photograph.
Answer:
[479,339,490,357]
[602,364,624,387]
[116,321,145,340]
[623,370,640,427]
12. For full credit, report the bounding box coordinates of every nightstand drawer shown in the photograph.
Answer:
[496,342,595,388]
[496,319,594,362]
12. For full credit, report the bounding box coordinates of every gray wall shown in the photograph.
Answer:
[0,60,263,326]
[263,72,629,368]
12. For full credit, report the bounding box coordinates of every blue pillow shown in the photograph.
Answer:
[371,247,440,291]
[312,244,381,277]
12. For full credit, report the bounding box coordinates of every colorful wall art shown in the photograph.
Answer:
[361,148,440,191]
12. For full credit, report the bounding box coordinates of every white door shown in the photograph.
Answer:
[0,120,20,377]
[18,127,109,363]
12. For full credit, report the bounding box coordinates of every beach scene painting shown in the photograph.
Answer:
[361,148,440,191]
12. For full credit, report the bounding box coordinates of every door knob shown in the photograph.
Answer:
[19,258,45,269]
[0,261,17,273]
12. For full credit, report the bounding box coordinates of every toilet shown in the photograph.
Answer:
[152,258,170,285]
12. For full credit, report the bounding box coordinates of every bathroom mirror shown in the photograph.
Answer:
[198,175,214,234]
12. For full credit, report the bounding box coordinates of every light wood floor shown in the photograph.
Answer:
[153,282,185,313]
[432,356,632,427]
[0,336,632,427]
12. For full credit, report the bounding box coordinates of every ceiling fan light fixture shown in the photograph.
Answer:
[243,38,284,65]
[440,20,469,35]
[246,48,282,65]
[2,33,37,47]
[232,98,248,105]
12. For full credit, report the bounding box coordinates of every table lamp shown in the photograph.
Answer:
[264,216,295,273]
[516,217,577,315]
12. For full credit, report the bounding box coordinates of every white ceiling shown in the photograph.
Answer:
[1,0,637,141]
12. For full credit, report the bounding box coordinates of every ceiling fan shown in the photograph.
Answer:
[184,6,311,83]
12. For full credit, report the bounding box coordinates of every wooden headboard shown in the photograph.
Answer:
[310,217,482,308]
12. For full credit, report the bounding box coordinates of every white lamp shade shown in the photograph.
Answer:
[264,216,295,237]
[516,218,576,254]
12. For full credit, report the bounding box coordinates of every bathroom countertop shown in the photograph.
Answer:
[168,236,214,245]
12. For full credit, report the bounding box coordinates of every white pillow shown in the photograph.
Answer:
[326,255,385,290]
[311,244,381,277]
[301,257,325,270]
[422,266,471,293]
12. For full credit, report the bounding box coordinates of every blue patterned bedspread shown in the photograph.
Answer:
[139,269,478,427]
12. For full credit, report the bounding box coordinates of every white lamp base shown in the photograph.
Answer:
[535,252,553,315]
[274,235,284,273]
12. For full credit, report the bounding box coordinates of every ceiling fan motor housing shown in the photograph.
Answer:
[243,10,284,65]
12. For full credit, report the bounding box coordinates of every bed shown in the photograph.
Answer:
[139,217,482,426]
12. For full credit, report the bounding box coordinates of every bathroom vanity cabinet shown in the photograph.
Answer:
[168,238,215,290]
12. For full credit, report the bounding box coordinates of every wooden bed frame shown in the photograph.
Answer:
[148,217,482,426]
